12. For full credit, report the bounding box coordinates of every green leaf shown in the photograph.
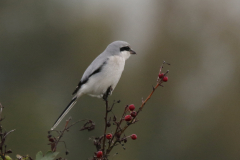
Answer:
[43,151,59,160]
[5,155,12,160]
[36,151,43,160]
[36,151,59,160]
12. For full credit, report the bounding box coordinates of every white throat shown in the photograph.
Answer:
[120,51,131,60]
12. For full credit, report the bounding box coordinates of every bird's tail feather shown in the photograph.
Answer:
[51,97,77,130]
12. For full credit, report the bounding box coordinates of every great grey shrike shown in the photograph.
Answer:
[51,41,136,130]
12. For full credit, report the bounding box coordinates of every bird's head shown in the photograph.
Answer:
[106,41,136,60]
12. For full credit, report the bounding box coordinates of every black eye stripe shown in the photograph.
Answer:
[120,46,130,52]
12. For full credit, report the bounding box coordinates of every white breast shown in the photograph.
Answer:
[79,55,126,98]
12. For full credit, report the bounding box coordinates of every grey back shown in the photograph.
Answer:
[80,41,129,82]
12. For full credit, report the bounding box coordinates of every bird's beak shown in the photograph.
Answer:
[130,49,136,55]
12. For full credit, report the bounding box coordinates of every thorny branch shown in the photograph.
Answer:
[98,61,170,158]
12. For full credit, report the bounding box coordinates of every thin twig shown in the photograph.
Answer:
[107,105,128,153]
[67,119,87,130]
[102,99,109,156]
[52,118,72,152]
[3,129,16,139]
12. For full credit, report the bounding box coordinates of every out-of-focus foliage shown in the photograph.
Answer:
[0,155,12,160]
[16,154,32,160]
[36,151,58,160]
[1,1,240,160]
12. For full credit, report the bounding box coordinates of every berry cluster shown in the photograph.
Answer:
[124,104,137,121]
[158,73,168,82]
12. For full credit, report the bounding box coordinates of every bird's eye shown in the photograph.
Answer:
[120,46,130,52]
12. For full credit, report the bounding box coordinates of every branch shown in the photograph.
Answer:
[105,61,170,156]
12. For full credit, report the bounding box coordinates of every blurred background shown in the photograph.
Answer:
[1,0,240,159]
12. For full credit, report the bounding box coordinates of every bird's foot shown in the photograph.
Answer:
[103,86,112,101]
[103,94,108,101]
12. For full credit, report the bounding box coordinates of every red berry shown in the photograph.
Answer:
[131,134,137,140]
[128,104,135,111]
[96,151,103,158]
[48,138,54,142]
[106,133,112,139]
[131,111,137,117]
[124,115,132,121]
[162,76,168,82]
[158,73,164,78]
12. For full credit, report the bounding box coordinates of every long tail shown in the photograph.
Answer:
[51,97,77,130]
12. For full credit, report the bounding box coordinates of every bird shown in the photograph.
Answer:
[51,41,136,130]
